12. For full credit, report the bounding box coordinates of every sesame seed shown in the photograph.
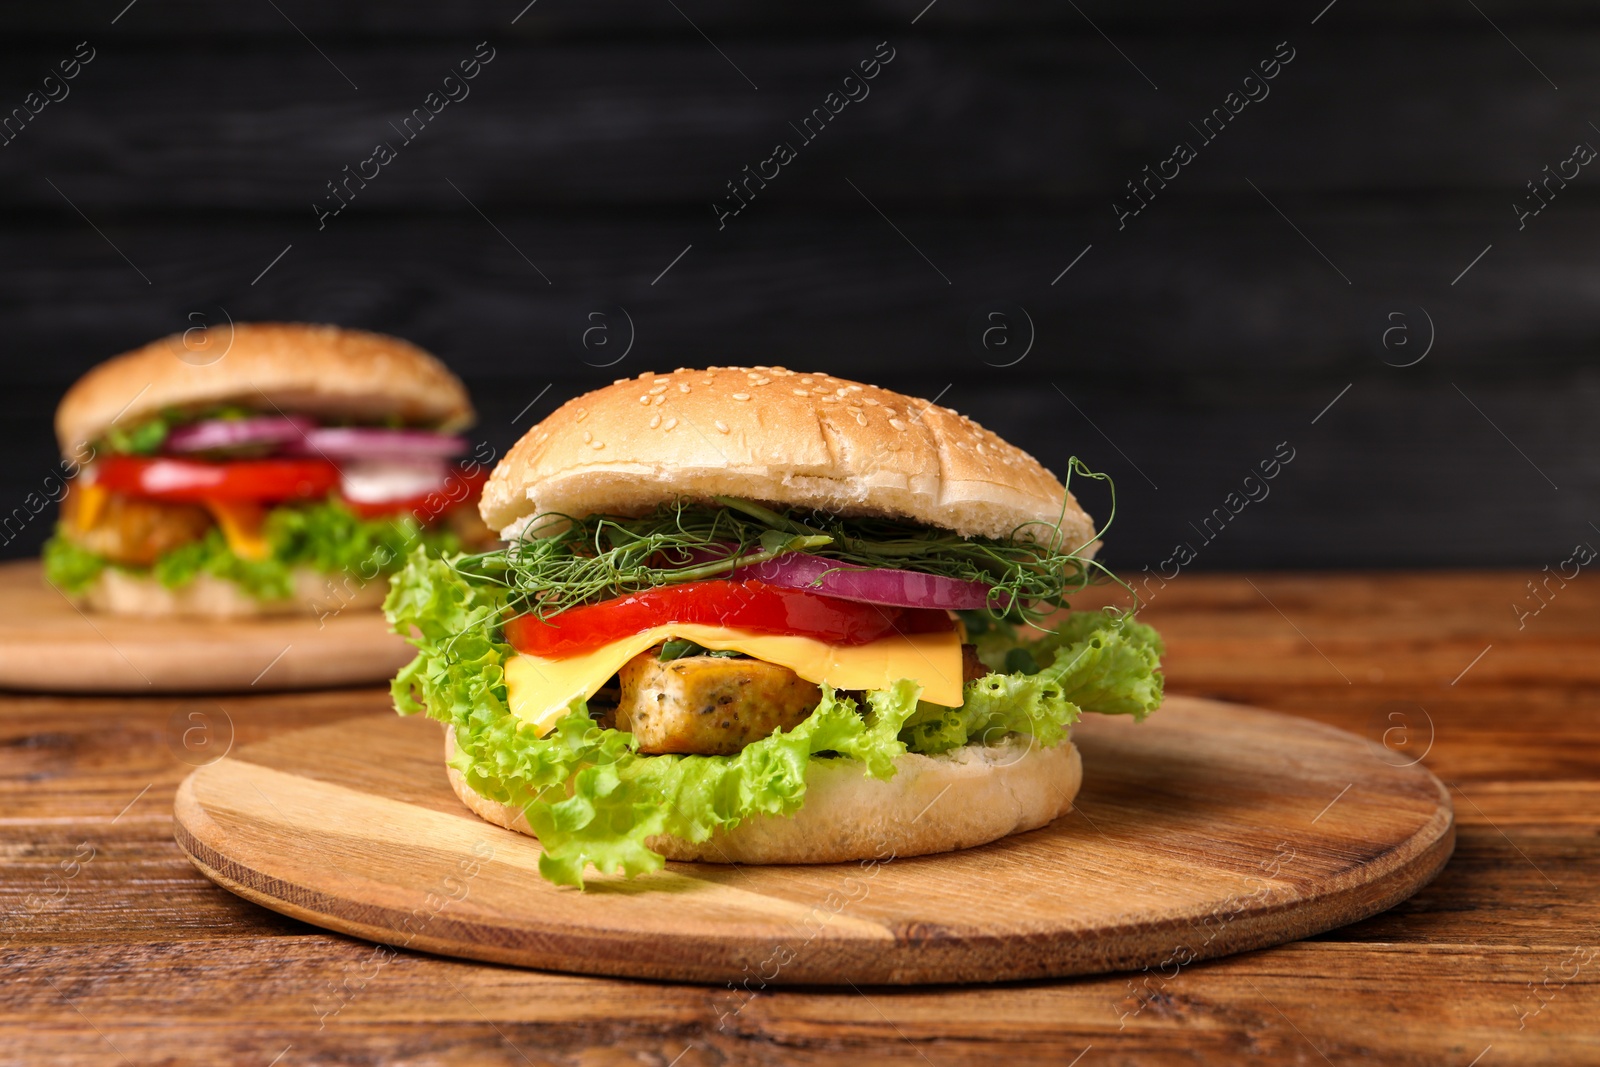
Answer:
[582,430,592,443]
[715,420,730,433]
[649,413,661,428]
[884,408,898,417]
[639,395,651,405]
[665,417,678,430]
[590,440,605,450]
[800,377,813,384]
[649,384,667,395]
[854,413,868,426]
[732,392,750,401]
[575,408,588,421]
[890,418,907,431]
[652,394,665,405]
[792,389,809,397]
[679,383,691,393]
[864,398,879,406]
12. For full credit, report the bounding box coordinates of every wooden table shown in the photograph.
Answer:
[3,573,1596,1065]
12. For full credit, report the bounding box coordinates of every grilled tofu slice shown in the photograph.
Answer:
[616,649,823,756]
[60,487,213,566]
[613,642,990,756]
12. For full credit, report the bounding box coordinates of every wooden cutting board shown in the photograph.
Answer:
[173,695,1454,985]
[0,560,412,692]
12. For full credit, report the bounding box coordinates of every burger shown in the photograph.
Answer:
[44,322,495,618]
[386,366,1164,886]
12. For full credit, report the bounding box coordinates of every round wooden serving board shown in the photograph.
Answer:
[0,560,413,693]
[173,696,1454,985]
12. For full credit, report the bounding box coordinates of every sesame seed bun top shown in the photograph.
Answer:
[480,366,1096,548]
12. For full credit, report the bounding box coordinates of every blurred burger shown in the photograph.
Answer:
[45,322,495,617]
[386,366,1164,886]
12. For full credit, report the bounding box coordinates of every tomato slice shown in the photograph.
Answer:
[93,455,340,504]
[340,466,488,522]
[504,579,954,659]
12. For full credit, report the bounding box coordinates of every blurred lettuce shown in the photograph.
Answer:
[43,498,455,600]
[41,535,107,595]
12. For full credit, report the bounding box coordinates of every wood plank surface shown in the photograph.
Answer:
[169,698,1454,984]
[0,561,413,693]
[1,572,1595,1063]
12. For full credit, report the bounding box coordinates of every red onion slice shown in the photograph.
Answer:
[729,552,1000,611]
[289,427,467,459]
[163,415,315,453]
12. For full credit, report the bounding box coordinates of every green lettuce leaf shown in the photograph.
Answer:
[41,534,108,595]
[901,609,1164,754]
[1020,610,1167,718]
[102,415,170,456]
[43,498,456,601]
[385,552,1166,888]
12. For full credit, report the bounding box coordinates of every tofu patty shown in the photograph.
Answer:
[613,642,992,756]
[61,488,213,566]
[616,649,823,755]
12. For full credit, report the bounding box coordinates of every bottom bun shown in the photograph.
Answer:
[445,728,1082,865]
[74,566,388,619]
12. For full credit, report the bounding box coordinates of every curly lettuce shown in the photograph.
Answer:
[43,498,456,600]
[386,551,1166,888]
[901,612,1164,754]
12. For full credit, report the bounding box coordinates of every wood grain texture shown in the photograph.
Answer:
[1,0,1587,35]
[5,38,1600,208]
[170,697,1453,985]
[3,572,1595,1063]
[0,560,412,693]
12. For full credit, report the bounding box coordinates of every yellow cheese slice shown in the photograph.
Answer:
[505,623,965,736]
[202,501,271,561]
[73,482,109,532]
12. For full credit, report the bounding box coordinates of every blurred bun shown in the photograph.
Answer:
[71,566,387,618]
[57,322,474,456]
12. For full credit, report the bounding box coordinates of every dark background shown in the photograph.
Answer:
[2,1,1595,574]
